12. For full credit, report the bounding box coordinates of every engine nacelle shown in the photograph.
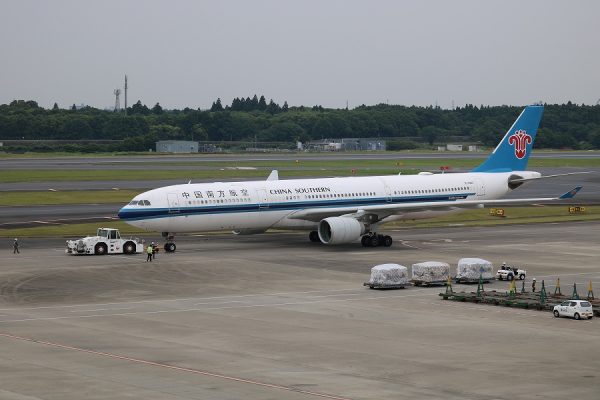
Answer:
[318,217,365,245]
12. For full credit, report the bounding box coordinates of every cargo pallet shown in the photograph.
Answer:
[363,282,406,290]
[440,290,600,316]
[454,277,494,284]
[411,279,448,287]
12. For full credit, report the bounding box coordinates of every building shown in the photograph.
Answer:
[306,138,386,152]
[156,141,199,153]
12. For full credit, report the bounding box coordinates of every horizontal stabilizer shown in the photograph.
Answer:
[559,186,583,199]
[509,171,593,184]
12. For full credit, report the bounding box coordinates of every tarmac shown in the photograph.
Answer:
[1,221,599,399]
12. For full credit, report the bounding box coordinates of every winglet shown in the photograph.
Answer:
[559,186,582,199]
[267,170,279,181]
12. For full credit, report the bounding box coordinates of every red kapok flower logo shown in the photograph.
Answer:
[508,129,532,159]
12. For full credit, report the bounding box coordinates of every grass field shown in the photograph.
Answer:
[0,190,142,206]
[2,155,599,184]
[1,205,597,238]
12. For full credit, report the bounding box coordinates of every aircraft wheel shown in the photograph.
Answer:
[164,243,176,253]
[309,231,320,243]
[383,235,393,247]
[361,236,370,247]
[370,235,380,247]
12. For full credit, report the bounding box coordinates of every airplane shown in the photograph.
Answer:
[118,105,584,252]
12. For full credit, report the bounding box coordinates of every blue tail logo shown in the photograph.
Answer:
[472,105,544,172]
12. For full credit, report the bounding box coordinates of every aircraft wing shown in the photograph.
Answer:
[288,187,583,222]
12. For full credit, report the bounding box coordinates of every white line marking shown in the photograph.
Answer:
[0,288,362,312]
[193,300,244,306]
[0,289,432,323]
[70,307,134,313]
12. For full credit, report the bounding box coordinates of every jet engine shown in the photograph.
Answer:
[318,217,366,245]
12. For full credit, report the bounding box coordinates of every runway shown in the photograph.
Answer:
[1,222,599,399]
[1,150,599,170]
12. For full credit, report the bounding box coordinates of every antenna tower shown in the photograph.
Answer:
[113,89,121,111]
[124,74,128,112]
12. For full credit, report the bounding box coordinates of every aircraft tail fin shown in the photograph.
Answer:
[472,105,544,172]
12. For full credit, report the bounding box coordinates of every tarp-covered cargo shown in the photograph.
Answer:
[411,261,450,283]
[369,264,409,286]
[456,258,494,281]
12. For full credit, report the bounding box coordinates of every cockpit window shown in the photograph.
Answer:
[129,200,151,206]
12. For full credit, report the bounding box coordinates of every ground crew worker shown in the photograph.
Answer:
[152,242,158,260]
[13,238,20,254]
[146,243,153,262]
[532,277,536,293]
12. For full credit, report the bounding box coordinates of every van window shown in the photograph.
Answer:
[581,302,591,307]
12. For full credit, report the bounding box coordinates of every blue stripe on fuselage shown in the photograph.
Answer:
[118,193,473,221]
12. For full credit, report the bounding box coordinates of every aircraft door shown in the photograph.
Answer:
[379,178,393,202]
[167,193,180,213]
[475,179,486,197]
[256,188,269,210]
[384,184,393,202]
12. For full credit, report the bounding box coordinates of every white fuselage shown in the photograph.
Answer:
[118,171,538,234]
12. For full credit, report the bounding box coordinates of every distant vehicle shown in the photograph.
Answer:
[496,264,526,281]
[553,300,593,320]
[66,228,143,255]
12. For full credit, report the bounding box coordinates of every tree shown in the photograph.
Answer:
[150,124,183,140]
[282,101,289,112]
[71,104,77,111]
[151,103,164,114]
[266,99,280,114]
[130,100,150,115]
[191,123,208,141]
[211,98,223,112]
[258,95,267,111]
[52,102,59,111]
[250,95,259,110]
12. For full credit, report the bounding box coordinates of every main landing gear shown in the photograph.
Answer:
[361,233,393,248]
[161,232,177,253]
[309,231,320,243]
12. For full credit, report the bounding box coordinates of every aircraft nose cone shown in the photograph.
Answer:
[117,207,127,220]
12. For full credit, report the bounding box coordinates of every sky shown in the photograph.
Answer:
[1,0,599,110]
